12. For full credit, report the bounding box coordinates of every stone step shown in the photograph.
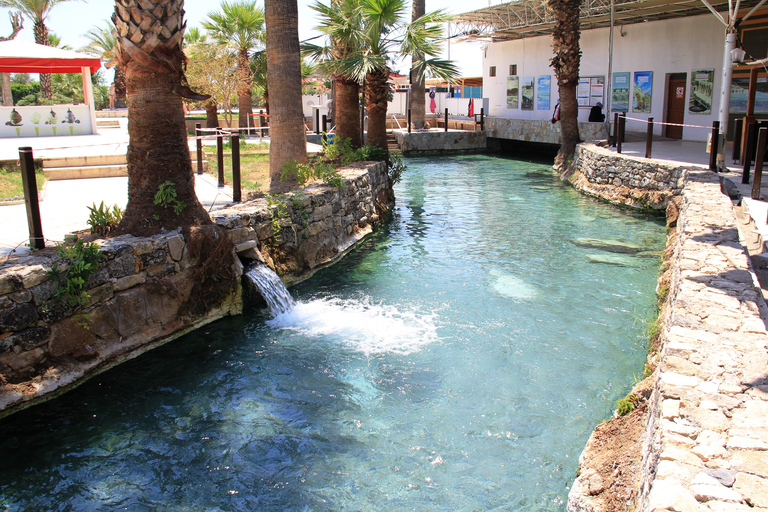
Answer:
[43,154,127,168]
[96,119,121,128]
[43,164,128,180]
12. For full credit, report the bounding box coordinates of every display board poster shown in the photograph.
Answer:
[611,72,630,112]
[689,68,714,115]
[578,77,605,107]
[521,77,534,110]
[577,78,590,106]
[507,76,519,109]
[536,75,551,110]
[633,71,653,113]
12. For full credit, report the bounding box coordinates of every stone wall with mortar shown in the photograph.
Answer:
[567,144,689,210]
[0,162,393,417]
[485,118,608,145]
[392,130,486,154]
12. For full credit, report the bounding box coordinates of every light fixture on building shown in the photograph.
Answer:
[731,47,746,64]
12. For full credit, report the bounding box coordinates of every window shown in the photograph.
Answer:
[509,64,517,75]
[489,66,496,77]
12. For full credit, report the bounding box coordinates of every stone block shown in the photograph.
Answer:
[114,288,148,338]
[2,326,50,352]
[732,451,768,478]
[49,315,97,358]
[734,472,768,507]
[107,252,137,279]
[0,302,38,332]
[0,272,22,296]
[0,347,44,371]
[114,272,147,292]
[167,235,185,262]
[17,265,48,289]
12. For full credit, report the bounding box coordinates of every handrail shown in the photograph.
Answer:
[390,115,402,131]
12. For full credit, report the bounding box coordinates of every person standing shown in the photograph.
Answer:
[108,82,115,109]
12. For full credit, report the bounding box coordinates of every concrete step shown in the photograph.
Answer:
[43,154,127,168]
[96,119,121,129]
[43,164,128,180]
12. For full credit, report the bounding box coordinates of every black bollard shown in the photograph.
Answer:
[407,108,412,133]
[645,117,654,159]
[743,121,758,184]
[19,147,44,250]
[231,132,241,202]
[617,113,626,154]
[195,123,203,175]
[480,107,485,131]
[733,118,743,163]
[444,108,448,132]
[709,121,719,172]
[217,128,225,188]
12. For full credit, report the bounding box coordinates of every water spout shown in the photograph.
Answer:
[243,262,295,316]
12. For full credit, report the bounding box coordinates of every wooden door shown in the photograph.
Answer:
[666,77,686,139]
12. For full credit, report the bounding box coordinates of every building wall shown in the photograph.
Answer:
[482,14,726,141]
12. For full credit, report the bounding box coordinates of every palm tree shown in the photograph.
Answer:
[0,11,23,106]
[548,0,582,170]
[111,0,211,234]
[409,0,425,130]
[82,21,125,108]
[312,0,457,152]
[0,0,82,99]
[264,0,307,192]
[203,0,264,132]
[304,0,364,148]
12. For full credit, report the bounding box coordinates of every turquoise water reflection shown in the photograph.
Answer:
[0,155,665,511]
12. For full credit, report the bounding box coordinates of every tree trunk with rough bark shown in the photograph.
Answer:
[549,0,582,170]
[265,0,307,192]
[33,20,52,100]
[113,64,127,108]
[409,0,426,130]
[112,0,211,235]
[365,68,390,153]
[334,77,361,148]
[205,101,220,129]
[237,48,253,131]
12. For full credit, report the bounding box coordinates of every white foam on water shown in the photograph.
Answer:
[489,269,538,300]
[267,297,439,355]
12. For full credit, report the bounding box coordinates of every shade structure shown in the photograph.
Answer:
[0,40,101,74]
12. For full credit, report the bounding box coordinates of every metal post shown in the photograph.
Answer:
[645,117,654,159]
[617,113,625,154]
[710,121,720,172]
[19,147,44,250]
[733,118,743,163]
[407,108,412,133]
[216,128,225,188]
[259,110,264,141]
[480,107,485,131]
[612,112,619,147]
[751,127,767,200]
[315,108,320,135]
[742,121,758,184]
[717,31,737,168]
[195,123,203,175]
[231,132,241,202]
[444,108,448,132]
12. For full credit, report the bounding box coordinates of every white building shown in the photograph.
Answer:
[453,0,768,145]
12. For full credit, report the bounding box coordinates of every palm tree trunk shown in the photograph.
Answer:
[549,0,582,169]
[205,101,220,129]
[409,0,426,130]
[114,64,127,109]
[33,20,52,100]
[113,0,210,234]
[1,73,11,106]
[265,0,307,192]
[237,49,253,130]
[334,77,361,148]
[365,68,390,152]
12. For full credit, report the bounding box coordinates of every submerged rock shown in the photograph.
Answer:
[572,237,646,254]
[586,254,639,267]
[489,269,537,299]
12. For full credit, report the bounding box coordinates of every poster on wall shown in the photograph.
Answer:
[577,78,590,106]
[731,76,768,114]
[536,75,551,110]
[611,72,630,112]
[521,77,534,110]
[507,76,519,109]
[689,68,714,114]
[633,71,653,113]
[590,77,605,106]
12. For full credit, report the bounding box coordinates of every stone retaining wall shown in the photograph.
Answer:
[567,144,689,210]
[485,117,608,145]
[392,129,486,154]
[0,162,392,418]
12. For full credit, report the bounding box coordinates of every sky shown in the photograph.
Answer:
[1,0,494,80]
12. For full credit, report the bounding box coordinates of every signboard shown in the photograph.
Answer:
[536,75,551,110]
[521,76,534,110]
[633,71,653,113]
[506,76,519,109]
[578,76,605,107]
[689,68,714,115]
[611,72,630,112]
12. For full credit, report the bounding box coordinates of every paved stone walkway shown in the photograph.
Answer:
[644,169,768,511]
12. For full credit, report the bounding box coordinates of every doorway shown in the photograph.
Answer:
[665,73,687,139]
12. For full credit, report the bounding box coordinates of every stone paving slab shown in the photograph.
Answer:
[643,169,768,511]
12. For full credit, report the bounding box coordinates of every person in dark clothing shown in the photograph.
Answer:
[589,102,605,122]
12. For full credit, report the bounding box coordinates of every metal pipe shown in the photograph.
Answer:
[710,121,720,171]
[216,128,225,188]
[19,146,44,250]
[751,127,767,200]
[231,132,241,202]
[645,117,654,159]
[717,31,738,169]
[195,122,203,175]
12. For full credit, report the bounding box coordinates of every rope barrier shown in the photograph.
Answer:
[620,115,712,130]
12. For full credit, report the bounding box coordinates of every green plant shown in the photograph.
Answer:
[289,193,310,226]
[266,193,289,242]
[315,162,344,191]
[323,136,356,165]
[387,151,406,185]
[281,160,315,186]
[355,144,387,162]
[48,240,104,310]
[154,181,186,215]
[87,201,123,236]
[616,394,638,416]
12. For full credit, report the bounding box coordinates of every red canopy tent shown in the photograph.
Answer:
[0,40,102,136]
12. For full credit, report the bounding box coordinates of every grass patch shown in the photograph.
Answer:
[207,152,270,193]
[0,167,47,201]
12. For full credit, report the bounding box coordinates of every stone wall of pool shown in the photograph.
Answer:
[0,162,393,418]
[567,146,768,511]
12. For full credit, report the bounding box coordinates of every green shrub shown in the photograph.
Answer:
[154,181,186,215]
[87,201,123,236]
[48,240,103,309]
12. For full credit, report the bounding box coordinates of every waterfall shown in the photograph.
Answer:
[243,262,295,316]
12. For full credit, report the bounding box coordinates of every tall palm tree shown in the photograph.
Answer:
[111,0,211,234]
[409,0,425,130]
[0,0,81,99]
[264,0,307,192]
[305,0,364,148]
[0,11,23,106]
[548,0,582,169]
[82,21,125,108]
[203,0,264,132]
[348,0,457,152]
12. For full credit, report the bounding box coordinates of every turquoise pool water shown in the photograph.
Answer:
[0,154,666,511]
